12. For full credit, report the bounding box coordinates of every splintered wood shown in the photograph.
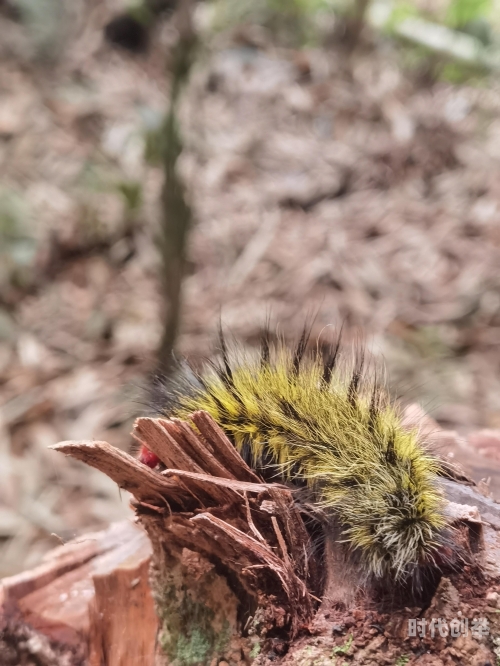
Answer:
[5,413,500,666]
[51,411,321,639]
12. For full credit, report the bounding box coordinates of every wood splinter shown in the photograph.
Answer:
[45,412,321,665]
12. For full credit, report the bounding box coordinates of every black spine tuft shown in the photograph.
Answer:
[385,431,397,465]
[293,324,312,375]
[368,376,380,433]
[322,326,343,385]
[261,325,270,367]
[218,324,234,387]
[348,349,364,406]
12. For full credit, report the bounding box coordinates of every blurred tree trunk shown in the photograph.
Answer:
[342,0,371,49]
[157,0,197,371]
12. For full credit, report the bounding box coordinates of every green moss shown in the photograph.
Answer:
[249,641,261,659]
[156,583,231,666]
[331,635,353,657]
[175,628,213,665]
[395,657,410,666]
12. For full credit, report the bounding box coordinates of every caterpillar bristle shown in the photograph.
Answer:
[260,327,270,367]
[368,382,380,433]
[217,323,233,386]
[385,430,397,465]
[347,348,364,406]
[148,326,448,588]
[322,328,343,386]
[292,323,313,374]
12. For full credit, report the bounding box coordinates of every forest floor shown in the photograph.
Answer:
[2,1,500,576]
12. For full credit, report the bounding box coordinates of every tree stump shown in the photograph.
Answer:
[3,411,500,665]
[0,519,156,665]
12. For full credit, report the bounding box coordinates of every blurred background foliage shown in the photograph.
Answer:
[1,0,500,575]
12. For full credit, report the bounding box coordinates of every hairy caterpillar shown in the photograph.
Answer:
[140,326,448,584]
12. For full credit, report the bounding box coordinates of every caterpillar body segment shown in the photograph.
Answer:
[148,332,447,582]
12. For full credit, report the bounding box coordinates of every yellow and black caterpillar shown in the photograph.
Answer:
[145,326,447,584]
